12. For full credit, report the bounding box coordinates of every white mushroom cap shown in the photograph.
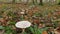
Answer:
[20,11,25,14]
[15,21,31,28]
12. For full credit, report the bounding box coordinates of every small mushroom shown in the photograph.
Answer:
[15,21,31,34]
[20,11,25,15]
[20,11,25,20]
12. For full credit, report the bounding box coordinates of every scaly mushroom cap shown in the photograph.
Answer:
[15,21,31,28]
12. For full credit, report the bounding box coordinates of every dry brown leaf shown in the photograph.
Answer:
[42,31,48,34]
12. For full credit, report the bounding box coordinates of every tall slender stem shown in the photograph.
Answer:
[22,28,25,34]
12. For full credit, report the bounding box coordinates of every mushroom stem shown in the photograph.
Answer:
[22,28,25,34]
[21,15,24,20]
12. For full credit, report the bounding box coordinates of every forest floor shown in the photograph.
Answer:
[0,3,60,34]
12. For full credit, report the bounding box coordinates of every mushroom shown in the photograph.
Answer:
[15,21,31,34]
[20,11,25,15]
[20,11,25,20]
